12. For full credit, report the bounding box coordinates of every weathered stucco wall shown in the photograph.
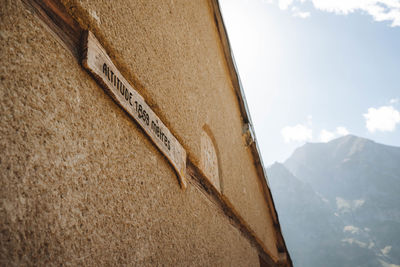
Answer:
[0,1,260,265]
[60,0,278,256]
[1,0,283,265]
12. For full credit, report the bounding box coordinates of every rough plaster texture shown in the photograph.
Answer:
[0,1,261,265]
[61,0,278,256]
[1,0,281,264]
[200,128,220,192]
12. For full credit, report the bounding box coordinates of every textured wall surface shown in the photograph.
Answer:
[60,0,277,255]
[1,0,278,265]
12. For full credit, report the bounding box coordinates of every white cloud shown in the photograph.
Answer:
[281,124,312,143]
[294,11,311,18]
[268,0,400,27]
[319,126,349,142]
[320,129,335,142]
[311,0,400,27]
[307,115,313,126]
[336,126,349,136]
[312,0,375,14]
[390,98,399,104]
[291,5,311,18]
[364,106,400,133]
[279,0,294,10]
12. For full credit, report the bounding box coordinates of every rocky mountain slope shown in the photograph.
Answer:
[268,135,400,267]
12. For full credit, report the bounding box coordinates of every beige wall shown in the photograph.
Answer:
[1,0,282,265]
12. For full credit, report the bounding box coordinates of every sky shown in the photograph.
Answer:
[219,0,400,166]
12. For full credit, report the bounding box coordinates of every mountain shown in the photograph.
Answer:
[268,135,400,267]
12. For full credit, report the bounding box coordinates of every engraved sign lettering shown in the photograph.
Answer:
[82,31,187,189]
